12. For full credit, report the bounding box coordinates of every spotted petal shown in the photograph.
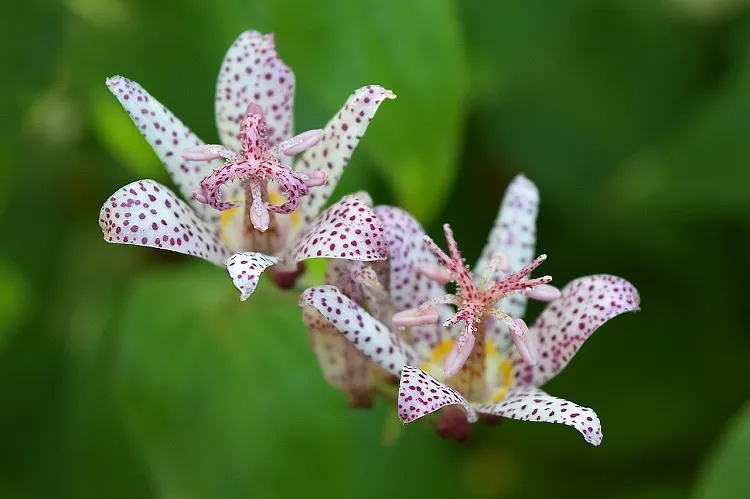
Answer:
[478,175,540,346]
[397,366,477,424]
[99,180,230,265]
[512,275,640,386]
[105,76,225,225]
[292,195,387,262]
[215,31,295,152]
[375,205,446,355]
[476,386,602,446]
[299,286,420,376]
[304,307,381,402]
[297,85,395,227]
[225,252,279,301]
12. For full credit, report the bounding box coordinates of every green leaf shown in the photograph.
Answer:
[604,62,750,219]
[111,265,467,498]
[90,86,166,180]
[695,403,750,499]
[463,1,704,210]
[0,258,28,354]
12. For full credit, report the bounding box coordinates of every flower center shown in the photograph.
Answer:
[182,102,327,233]
[411,223,555,375]
[421,338,513,404]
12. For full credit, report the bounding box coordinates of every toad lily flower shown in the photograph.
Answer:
[301,175,547,410]
[98,31,393,299]
[301,175,640,444]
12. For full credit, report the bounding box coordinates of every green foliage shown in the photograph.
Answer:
[695,404,750,499]
[110,266,469,498]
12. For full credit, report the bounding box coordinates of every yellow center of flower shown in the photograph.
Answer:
[218,196,243,250]
[421,338,514,404]
[268,189,302,228]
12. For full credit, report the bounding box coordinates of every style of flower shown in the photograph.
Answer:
[403,225,556,375]
[98,31,394,299]
[301,175,640,444]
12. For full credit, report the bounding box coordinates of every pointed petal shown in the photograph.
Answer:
[476,174,539,279]
[292,195,387,262]
[304,307,381,397]
[397,366,477,424]
[299,286,420,375]
[105,76,226,225]
[225,252,279,300]
[375,205,446,356]
[215,31,295,152]
[478,175,539,346]
[297,85,395,226]
[374,206,444,309]
[99,180,230,265]
[513,275,640,386]
[476,386,602,446]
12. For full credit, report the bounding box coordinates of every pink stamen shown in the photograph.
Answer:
[181,144,235,161]
[282,129,325,156]
[301,170,328,187]
[417,262,454,284]
[392,307,440,327]
[526,283,561,302]
[510,318,538,365]
[192,187,209,204]
[444,332,475,375]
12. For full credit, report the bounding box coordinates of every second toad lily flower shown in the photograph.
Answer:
[99,31,393,299]
[302,175,549,408]
[301,175,641,444]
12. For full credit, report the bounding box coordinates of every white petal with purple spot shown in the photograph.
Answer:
[215,31,295,153]
[99,180,229,265]
[512,274,640,386]
[304,307,379,391]
[299,286,420,376]
[476,386,603,446]
[225,252,279,300]
[292,195,387,262]
[375,205,446,356]
[105,76,226,225]
[397,366,477,424]
[477,175,540,346]
[297,85,395,226]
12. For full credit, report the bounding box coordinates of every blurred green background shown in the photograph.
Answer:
[2,0,750,497]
